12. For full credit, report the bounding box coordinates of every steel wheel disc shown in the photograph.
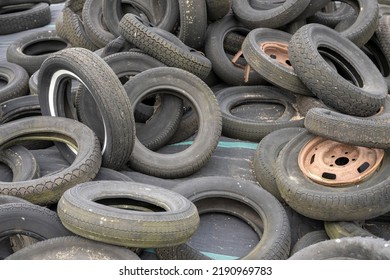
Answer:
[298,136,384,187]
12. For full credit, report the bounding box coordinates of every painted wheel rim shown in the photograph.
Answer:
[298,136,384,187]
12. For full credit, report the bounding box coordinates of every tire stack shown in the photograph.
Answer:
[0,0,389,260]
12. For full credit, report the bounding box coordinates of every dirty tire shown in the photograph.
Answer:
[76,51,181,151]
[6,30,71,76]
[0,96,41,124]
[0,203,71,241]
[204,15,265,86]
[217,85,304,142]
[242,28,312,95]
[38,47,135,170]
[57,181,200,248]
[6,236,141,260]
[157,176,291,260]
[290,230,329,256]
[275,131,390,221]
[304,107,390,149]
[231,0,311,29]
[56,7,98,51]
[0,116,101,205]
[253,127,306,201]
[341,0,379,47]
[118,13,212,80]
[289,23,387,117]
[157,188,265,260]
[82,0,116,48]
[0,3,51,35]
[0,146,39,182]
[206,0,231,22]
[124,67,222,179]
[177,0,207,49]
[0,61,29,104]
[289,236,390,259]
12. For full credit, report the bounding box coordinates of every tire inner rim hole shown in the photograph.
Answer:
[230,100,285,121]
[362,41,390,77]
[23,40,68,56]
[95,197,166,212]
[0,4,34,15]
[319,47,364,88]
[0,76,8,86]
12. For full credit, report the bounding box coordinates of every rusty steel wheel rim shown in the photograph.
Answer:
[260,42,293,69]
[298,136,384,187]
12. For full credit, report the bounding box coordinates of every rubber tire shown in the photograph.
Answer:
[217,85,304,142]
[304,107,390,149]
[0,116,101,205]
[156,193,265,260]
[177,0,207,50]
[295,0,332,20]
[0,203,71,241]
[0,195,31,205]
[242,28,312,95]
[288,23,387,117]
[124,67,222,179]
[308,1,357,28]
[0,96,41,125]
[289,236,390,259]
[206,0,231,22]
[118,13,211,80]
[6,236,141,260]
[56,7,98,51]
[98,35,135,58]
[0,3,51,35]
[38,47,135,170]
[296,95,329,116]
[338,0,379,47]
[0,146,39,182]
[57,181,200,248]
[102,0,179,36]
[253,127,306,201]
[231,0,311,29]
[310,0,379,47]
[290,230,329,256]
[0,61,29,104]
[94,167,133,182]
[275,131,390,221]
[376,14,390,92]
[6,30,71,76]
[204,14,266,86]
[82,0,116,48]
[76,51,182,151]
[159,176,291,260]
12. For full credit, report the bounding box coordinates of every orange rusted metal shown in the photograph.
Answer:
[260,42,293,69]
[298,136,384,187]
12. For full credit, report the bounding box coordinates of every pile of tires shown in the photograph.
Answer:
[0,0,389,260]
